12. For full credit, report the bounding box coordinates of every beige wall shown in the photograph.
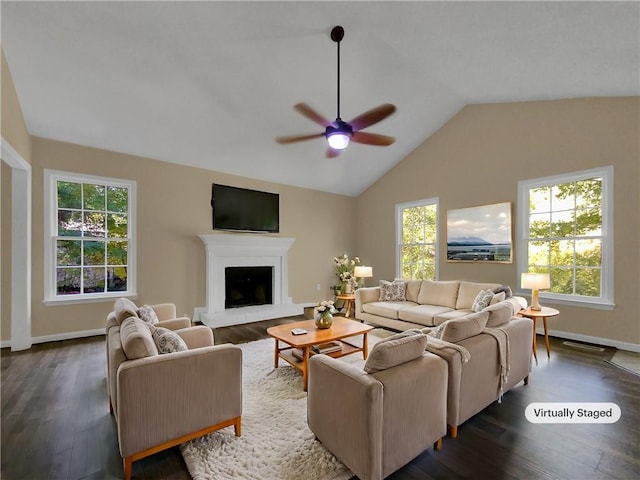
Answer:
[1,49,33,342]
[29,137,356,338]
[1,50,32,161]
[356,97,640,347]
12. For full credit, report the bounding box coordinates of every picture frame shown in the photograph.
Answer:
[446,202,512,263]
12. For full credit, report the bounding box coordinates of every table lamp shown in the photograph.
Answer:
[521,272,550,311]
[354,266,373,288]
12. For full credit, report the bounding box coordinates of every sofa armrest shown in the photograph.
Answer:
[116,344,242,458]
[355,286,380,314]
[176,325,214,349]
[157,317,191,330]
[308,355,384,480]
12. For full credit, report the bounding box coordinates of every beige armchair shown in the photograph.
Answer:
[106,302,242,480]
[307,332,448,480]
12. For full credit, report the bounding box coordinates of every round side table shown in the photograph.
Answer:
[518,306,560,364]
[335,294,356,318]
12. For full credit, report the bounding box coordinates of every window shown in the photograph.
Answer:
[44,170,136,304]
[396,198,439,280]
[517,166,613,308]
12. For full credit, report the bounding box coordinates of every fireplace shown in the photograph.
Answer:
[225,266,273,309]
[199,234,302,327]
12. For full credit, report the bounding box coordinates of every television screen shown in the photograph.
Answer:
[211,184,279,233]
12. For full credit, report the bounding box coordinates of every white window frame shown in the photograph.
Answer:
[395,197,439,281]
[44,169,137,305]
[517,166,614,309]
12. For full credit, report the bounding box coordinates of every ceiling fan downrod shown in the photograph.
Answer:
[327,25,351,149]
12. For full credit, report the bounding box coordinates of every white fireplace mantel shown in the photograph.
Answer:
[198,233,301,327]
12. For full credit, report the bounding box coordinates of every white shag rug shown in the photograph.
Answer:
[179,329,393,480]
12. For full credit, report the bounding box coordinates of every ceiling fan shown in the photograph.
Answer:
[276,26,397,158]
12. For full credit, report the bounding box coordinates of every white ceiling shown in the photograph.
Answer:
[2,1,638,196]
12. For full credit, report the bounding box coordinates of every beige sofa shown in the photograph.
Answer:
[106,300,243,480]
[308,331,448,480]
[355,280,526,330]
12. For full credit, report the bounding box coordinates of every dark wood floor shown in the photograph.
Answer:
[1,318,638,480]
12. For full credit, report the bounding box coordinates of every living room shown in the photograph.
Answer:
[2,2,639,480]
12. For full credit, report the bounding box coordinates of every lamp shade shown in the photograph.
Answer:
[521,273,551,290]
[354,266,373,278]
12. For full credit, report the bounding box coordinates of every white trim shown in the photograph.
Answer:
[517,166,614,308]
[538,328,640,354]
[1,138,32,351]
[198,233,301,327]
[43,169,137,304]
[2,329,104,349]
[395,197,439,280]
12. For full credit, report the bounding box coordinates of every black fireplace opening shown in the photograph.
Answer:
[225,266,273,309]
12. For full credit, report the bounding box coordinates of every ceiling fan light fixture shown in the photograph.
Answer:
[327,132,351,150]
[325,120,353,150]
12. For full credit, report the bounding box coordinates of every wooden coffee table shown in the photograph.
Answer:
[267,316,373,391]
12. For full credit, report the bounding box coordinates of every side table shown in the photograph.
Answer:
[335,294,356,318]
[518,306,560,364]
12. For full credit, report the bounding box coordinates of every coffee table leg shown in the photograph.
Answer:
[274,339,279,368]
[362,332,369,360]
[303,347,310,391]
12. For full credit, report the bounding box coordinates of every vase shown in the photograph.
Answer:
[345,283,353,294]
[315,312,333,329]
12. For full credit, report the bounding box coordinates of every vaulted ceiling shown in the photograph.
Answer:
[2,1,638,196]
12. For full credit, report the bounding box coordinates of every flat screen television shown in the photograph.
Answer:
[211,184,279,233]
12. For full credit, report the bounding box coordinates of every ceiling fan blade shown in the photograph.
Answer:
[294,103,332,127]
[326,148,341,158]
[275,132,325,144]
[349,103,397,131]
[351,131,396,146]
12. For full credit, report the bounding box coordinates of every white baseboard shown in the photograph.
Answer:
[0,328,105,350]
[539,328,640,353]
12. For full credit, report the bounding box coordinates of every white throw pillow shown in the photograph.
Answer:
[472,289,494,312]
[137,305,159,325]
[378,280,406,302]
[150,326,188,354]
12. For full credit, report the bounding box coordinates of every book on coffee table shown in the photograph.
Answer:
[312,341,343,355]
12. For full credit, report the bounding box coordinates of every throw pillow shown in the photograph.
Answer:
[493,285,513,299]
[483,302,513,327]
[490,291,506,305]
[137,305,159,325]
[150,326,188,354]
[364,329,427,374]
[378,280,406,302]
[472,289,494,312]
[439,311,489,343]
[120,317,158,359]
[114,297,139,325]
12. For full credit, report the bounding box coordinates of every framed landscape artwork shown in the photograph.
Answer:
[447,202,512,263]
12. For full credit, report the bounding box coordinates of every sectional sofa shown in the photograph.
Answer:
[355,280,533,437]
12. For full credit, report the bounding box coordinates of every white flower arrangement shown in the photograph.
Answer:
[334,254,361,292]
[316,300,336,315]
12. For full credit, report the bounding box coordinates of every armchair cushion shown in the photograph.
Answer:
[150,326,188,354]
[114,298,139,325]
[137,305,159,325]
[120,317,158,359]
[364,330,428,374]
